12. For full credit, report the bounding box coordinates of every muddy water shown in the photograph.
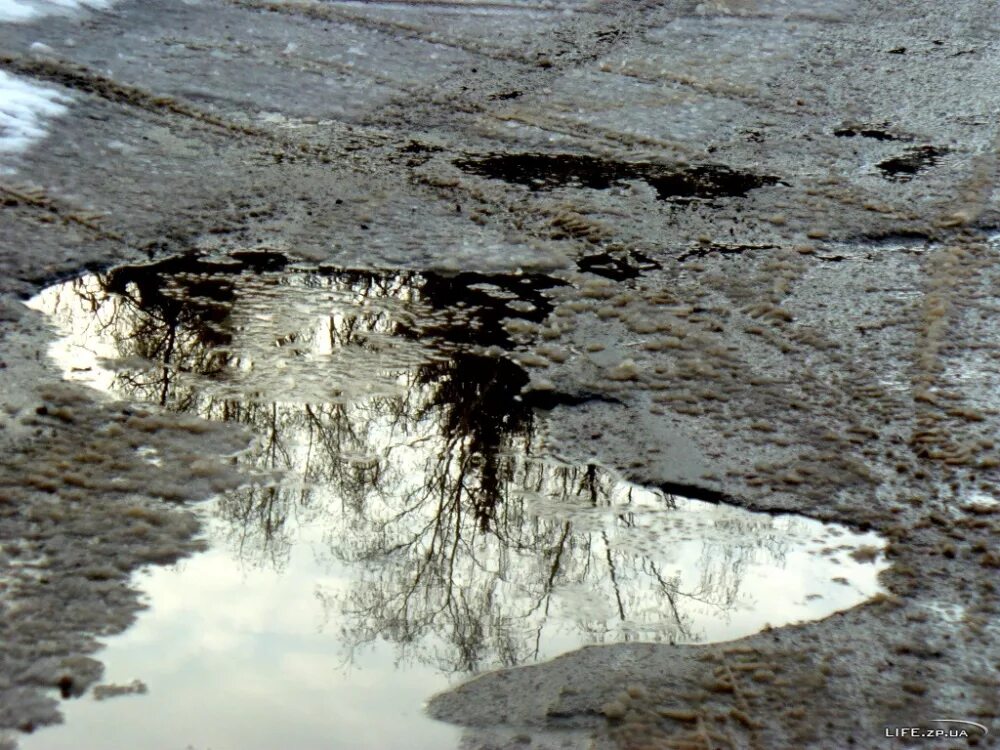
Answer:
[454,153,781,202]
[23,253,887,749]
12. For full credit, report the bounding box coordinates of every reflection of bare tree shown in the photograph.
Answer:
[35,252,792,675]
[694,516,790,614]
[329,458,783,673]
[71,258,236,407]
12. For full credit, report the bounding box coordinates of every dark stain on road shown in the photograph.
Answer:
[454,153,782,202]
[877,146,948,181]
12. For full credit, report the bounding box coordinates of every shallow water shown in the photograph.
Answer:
[23,253,887,748]
[454,153,781,202]
[19,498,464,750]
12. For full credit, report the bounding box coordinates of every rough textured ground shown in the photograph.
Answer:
[1,0,999,748]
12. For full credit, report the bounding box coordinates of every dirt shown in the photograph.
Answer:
[1,0,999,748]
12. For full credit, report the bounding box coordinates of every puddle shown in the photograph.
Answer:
[833,125,904,141]
[677,242,776,262]
[18,497,466,750]
[454,153,781,202]
[23,253,887,748]
[877,145,947,181]
[576,248,660,281]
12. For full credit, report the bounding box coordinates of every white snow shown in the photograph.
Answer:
[0,71,68,169]
[0,0,114,23]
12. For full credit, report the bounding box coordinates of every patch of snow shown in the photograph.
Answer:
[0,71,69,171]
[0,0,114,23]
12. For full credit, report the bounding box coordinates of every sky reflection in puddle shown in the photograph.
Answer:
[23,253,887,749]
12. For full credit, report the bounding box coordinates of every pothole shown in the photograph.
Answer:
[22,252,887,749]
[454,153,782,202]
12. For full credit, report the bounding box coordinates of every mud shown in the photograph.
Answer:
[1,0,999,748]
[454,153,782,202]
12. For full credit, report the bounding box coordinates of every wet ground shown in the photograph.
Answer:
[13,254,886,747]
[1,0,1000,749]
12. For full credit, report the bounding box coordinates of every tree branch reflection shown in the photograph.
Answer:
[38,253,793,674]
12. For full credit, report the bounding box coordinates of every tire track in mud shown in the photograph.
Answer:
[907,134,1000,472]
[482,109,696,156]
[2,45,683,264]
[0,184,122,241]
[0,54,382,166]
[689,249,903,500]
[0,54,260,136]
[0,53,391,268]
[225,0,542,65]
[297,0,698,155]
[623,126,1000,750]
[160,34,407,89]
[228,0,660,71]
[326,0,576,10]
[698,241,940,479]
[603,62,787,118]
